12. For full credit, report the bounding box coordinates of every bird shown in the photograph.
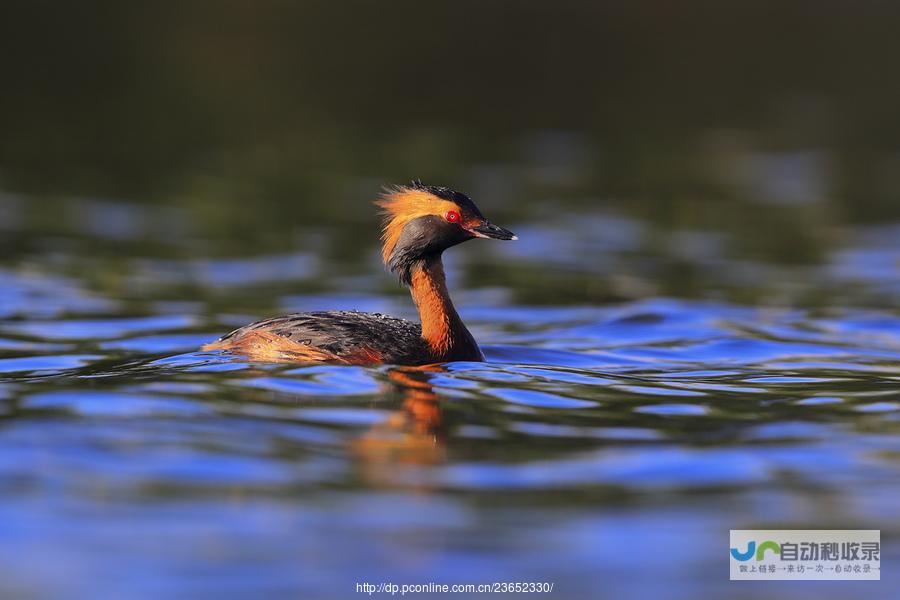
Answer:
[202,181,517,365]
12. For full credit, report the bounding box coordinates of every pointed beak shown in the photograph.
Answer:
[468,220,518,241]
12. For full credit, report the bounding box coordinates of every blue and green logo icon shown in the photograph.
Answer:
[731,540,781,561]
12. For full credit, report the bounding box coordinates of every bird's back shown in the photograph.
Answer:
[203,310,432,365]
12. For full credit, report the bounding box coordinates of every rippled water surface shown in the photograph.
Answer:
[1,191,899,599]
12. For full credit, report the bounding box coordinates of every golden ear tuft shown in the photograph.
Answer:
[374,185,460,265]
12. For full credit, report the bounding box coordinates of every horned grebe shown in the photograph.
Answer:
[202,181,516,365]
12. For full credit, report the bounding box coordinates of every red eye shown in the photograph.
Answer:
[445,210,460,223]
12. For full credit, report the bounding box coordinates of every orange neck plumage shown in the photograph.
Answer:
[409,258,482,362]
[376,186,483,362]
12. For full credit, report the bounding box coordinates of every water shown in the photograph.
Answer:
[1,190,899,599]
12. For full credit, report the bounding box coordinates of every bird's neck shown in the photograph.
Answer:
[409,256,483,362]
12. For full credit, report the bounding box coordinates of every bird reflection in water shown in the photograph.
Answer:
[352,365,448,480]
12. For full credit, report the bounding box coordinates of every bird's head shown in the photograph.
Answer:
[376,180,517,283]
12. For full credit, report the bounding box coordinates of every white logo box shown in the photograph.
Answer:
[730,529,880,581]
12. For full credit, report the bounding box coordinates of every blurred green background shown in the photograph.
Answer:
[2,0,899,307]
